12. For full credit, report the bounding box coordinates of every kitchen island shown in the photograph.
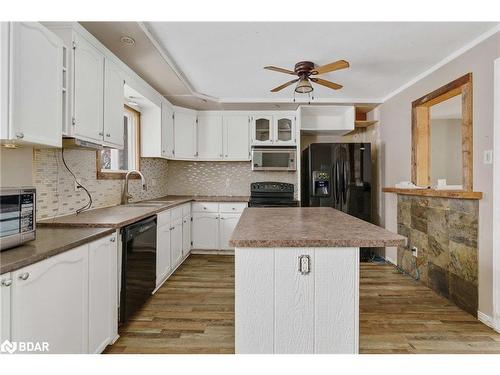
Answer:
[229,207,406,354]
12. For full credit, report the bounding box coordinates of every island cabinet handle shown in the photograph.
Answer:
[298,255,311,275]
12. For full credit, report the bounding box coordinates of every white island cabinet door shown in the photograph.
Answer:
[73,31,104,143]
[192,213,219,250]
[197,114,223,159]
[223,115,250,160]
[103,58,124,149]
[89,233,118,354]
[0,272,12,343]
[9,22,63,147]
[11,244,89,354]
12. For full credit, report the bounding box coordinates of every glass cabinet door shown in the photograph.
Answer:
[275,116,295,144]
[253,116,272,144]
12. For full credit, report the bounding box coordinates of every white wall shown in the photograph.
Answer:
[378,31,500,317]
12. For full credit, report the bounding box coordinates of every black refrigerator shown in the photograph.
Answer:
[301,143,372,223]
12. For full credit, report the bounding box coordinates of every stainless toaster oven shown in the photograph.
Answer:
[0,187,36,251]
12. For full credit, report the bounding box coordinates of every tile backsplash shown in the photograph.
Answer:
[32,150,298,220]
[33,149,169,220]
[165,160,297,197]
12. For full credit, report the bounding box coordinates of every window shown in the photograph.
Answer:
[97,105,140,179]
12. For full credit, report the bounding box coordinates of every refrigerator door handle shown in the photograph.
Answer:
[343,160,349,205]
[335,161,341,204]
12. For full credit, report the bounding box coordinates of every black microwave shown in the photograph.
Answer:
[0,187,36,251]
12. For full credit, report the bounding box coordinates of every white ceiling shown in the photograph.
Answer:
[146,22,497,103]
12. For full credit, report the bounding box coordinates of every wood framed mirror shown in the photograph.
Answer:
[411,73,473,191]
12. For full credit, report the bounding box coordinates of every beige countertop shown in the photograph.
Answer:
[0,227,115,274]
[38,195,249,228]
[229,207,406,248]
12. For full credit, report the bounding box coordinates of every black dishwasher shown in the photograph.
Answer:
[120,216,157,323]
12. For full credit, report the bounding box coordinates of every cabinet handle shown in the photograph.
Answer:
[298,255,311,275]
[1,279,12,287]
[225,154,228,157]
[110,237,116,242]
[15,132,24,139]
[18,272,30,281]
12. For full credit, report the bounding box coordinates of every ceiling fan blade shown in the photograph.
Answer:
[270,78,299,92]
[264,66,297,75]
[311,60,350,75]
[311,77,343,90]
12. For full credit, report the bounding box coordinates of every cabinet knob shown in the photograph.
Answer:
[106,133,111,137]
[18,272,30,281]
[225,155,228,157]
[15,132,24,139]
[98,132,104,136]
[110,237,116,242]
[298,255,311,275]
[1,279,12,287]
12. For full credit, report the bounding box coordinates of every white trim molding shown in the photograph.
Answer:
[478,311,500,333]
[493,57,500,333]
[382,24,500,102]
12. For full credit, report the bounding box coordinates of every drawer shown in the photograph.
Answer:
[182,203,191,217]
[192,202,219,213]
[157,210,171,227]
[171,206,183,221]
[219,202,247,213]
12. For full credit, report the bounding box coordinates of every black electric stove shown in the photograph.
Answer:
[248,182,298,207]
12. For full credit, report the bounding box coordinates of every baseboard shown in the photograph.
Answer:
[191,249,235,255]
[477,311,500,333]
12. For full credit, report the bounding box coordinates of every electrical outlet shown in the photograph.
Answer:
[411,246,418,257]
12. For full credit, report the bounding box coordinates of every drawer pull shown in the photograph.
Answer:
[298,255,311,275]
[1,279,12,287]
[18,272,30,281]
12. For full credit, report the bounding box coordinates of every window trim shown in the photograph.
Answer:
[96,105,141,180]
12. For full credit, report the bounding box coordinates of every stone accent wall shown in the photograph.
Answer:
[33,148,169,220]
[165,160,298,198]
[397,195,479,316]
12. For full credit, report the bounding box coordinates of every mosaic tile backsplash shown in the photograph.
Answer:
[33,149,169,219]
[165,160,298,197]
[396,195,479,316]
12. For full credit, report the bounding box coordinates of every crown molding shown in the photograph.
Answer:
[382,23,500,102]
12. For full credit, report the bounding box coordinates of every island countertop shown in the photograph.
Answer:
[229,207,406,248]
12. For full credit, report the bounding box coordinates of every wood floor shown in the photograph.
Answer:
[105,254,500,354]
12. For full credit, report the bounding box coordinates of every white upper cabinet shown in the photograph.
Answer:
[274,115,296,145]
[2,22,63,147]
[251,115,273,145]
[251,113,296,146]
[73,31,104,143]
[161,100,175,158]
[103,58,124,149]
[223,115,250,160]
[174,109,197,159]
[197,114,223,159]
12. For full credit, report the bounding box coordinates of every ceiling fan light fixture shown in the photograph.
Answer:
[295,77,313,94]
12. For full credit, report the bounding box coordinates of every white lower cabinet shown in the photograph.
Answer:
[171,218,183,268]
[192,202,246,251]
[156,221,172,287]
[192,212,220,250]
[182,215,191,257]
[0,272,12,343]
[88,234,118,354]
[11,244,89,354]
[1,233,118,354]
[219,213,241,250]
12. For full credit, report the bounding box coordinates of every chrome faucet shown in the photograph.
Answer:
[122,170,147,204]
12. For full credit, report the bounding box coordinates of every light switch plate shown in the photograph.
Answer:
[484,150,493,164]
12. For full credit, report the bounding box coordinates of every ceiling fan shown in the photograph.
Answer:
[264,60,350,95]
